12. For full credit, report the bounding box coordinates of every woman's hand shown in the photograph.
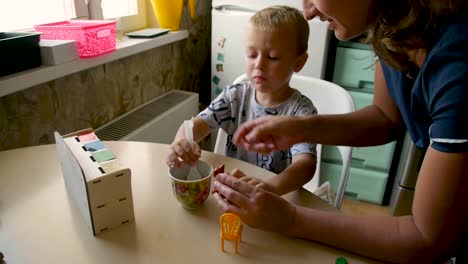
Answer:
[166,138,201,168]
[213,170,297,233]
[233,115,306,154]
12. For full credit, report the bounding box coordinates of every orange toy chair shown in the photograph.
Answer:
[219,213,243,253]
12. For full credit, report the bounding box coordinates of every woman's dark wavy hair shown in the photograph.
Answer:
[367,0,467,71]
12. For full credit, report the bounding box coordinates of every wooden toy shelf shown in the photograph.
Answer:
[55,128,134,235]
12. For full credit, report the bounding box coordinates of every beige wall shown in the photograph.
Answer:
[0,1,211,151]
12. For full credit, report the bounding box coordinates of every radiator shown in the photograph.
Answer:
[95,90,199,144]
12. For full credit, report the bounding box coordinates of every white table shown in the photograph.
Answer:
[0,141,380,263]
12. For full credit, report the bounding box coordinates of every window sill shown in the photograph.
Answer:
[0,30,189,98]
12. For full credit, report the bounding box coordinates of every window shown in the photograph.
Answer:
[0,0,145,32]
[101,0,138,19]
[0,0,80,31]
[88,0,146,33]
[87,0,137,19]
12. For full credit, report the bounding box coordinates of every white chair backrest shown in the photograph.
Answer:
[290,74,355,204]
[216,73,355,209]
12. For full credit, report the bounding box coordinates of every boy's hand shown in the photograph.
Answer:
[166,138,201,168]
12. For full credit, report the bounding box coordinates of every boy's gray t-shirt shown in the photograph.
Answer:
[199,81,317,174]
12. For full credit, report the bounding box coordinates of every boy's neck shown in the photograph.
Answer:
[255,86,294,107]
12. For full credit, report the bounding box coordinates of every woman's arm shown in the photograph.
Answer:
[234,61,405,150]
[214,148,468,263]
[288,148,468,263]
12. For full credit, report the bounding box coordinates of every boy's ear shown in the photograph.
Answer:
[294,52,308,72]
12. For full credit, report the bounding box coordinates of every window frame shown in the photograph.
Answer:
[1,0,145,33]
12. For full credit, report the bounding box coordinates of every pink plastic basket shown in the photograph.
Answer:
[34,20,116,58]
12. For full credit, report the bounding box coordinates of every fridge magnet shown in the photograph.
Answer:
[212,75,221,85]
[217,52,224,62]
[216,64,224,72]
[217,37,226,48]
[215,86,223,95]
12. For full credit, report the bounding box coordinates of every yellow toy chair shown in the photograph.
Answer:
[219,213,243,253]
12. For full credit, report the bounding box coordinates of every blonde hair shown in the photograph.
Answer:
[249,5,309,55]
[368,0,467,71]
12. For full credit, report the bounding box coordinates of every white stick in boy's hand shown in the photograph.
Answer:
[183,119,202,180]
[183,119,195,143]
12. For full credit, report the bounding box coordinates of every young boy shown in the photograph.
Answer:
[166,5,317,195]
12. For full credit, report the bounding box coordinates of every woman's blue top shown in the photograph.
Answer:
[381,21,468,153]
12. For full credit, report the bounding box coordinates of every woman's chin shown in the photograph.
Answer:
[334,30,364,41]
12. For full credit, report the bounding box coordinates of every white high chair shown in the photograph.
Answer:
[214,73,355,209]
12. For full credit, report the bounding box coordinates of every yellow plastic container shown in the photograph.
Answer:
[150,0,184,31]
[150,0,196,31]
[188,0,196,19]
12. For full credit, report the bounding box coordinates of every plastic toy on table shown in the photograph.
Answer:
[213,164,225,177]
[219,213,243,254]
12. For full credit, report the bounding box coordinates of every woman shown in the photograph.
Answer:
[212,0,468,263]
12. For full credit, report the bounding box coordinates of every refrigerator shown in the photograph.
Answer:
[389,133,425,215]
[211,0,331,100]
